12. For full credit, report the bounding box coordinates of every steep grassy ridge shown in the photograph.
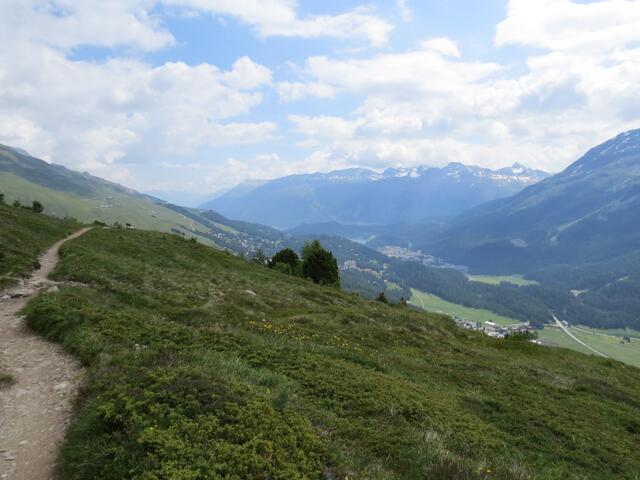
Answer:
[23,227,640,479]
[0,202,79,289]
[0,146,216,243]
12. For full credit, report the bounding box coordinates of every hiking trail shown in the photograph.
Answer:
[0,227,91,480]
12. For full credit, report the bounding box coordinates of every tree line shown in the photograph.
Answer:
[0,192,44,213]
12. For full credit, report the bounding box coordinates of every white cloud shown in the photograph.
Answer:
[4,0,640,194]
[0,0,395,188]
[201,153,306,192]
[0,115,55,160]
[281,3,640,175]
[0,38,274,182]
[421,37,461,58]
[289,115,360,141]
[2,1,393,51]
[496,0,640,53]
[396,0,413,22]
[0,1,175,52]
[222,56,273,89]
[276,81,336,102]
[166,0,393,46]
[303,47,502,98]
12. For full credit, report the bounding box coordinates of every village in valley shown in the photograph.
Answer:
[453,316,537,340]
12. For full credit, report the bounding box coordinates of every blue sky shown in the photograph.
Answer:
[2,0,640,205]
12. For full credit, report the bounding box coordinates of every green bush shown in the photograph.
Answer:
[251,249,268,266]
[0,373,14,385]
[376,292,389,304]
[271,261,292,275]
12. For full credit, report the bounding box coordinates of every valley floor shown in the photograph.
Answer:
[411,287,640,368]
[409,288,520,326]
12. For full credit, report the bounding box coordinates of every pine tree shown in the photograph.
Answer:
[301,240,340,286]
[270,248,299,272]
[32,200,44,213]
[376,292,388,304]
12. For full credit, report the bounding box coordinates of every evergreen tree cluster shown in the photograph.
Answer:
[252,241,340,287]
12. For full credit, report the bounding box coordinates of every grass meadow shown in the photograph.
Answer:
[16,225,640,479]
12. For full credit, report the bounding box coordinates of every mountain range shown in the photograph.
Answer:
[202,162,550,228]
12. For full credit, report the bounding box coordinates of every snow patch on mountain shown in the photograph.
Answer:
[316,162,549,184]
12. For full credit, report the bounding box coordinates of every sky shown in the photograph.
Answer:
[1,0,640,205]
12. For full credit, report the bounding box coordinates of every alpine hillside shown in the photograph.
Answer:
[0,145,221,241]
[428,129,640,273]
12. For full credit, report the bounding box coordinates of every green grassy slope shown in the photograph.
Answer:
[0,145,218,244]
[21,226,640,479]
[0,202,80,289]
[0,172,217,243]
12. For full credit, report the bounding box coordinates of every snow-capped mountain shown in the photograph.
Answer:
[201,162,550,228]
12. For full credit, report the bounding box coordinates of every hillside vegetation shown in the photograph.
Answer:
[19,224,640,479]
[0,201,79,289]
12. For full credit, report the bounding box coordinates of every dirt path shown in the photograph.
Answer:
[0,227,92,480]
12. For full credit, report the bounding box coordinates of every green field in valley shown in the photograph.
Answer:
[574,325,640,339]
[466,274,538,286]
[537,326,594,355]
[539,325,640,368]
[409,288,520,326]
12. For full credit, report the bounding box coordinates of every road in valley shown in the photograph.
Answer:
[552,314,608,358]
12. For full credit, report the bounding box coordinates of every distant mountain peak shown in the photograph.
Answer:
[567,128,640,174]
[4,145,32,157]
[599,128,640,156]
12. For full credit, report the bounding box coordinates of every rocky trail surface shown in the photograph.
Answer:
[0,228,91,480]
